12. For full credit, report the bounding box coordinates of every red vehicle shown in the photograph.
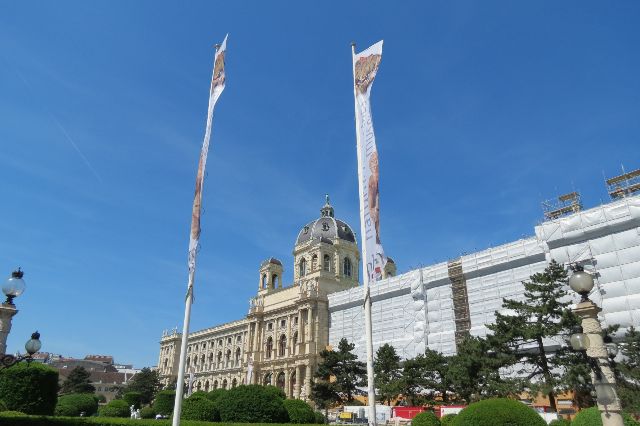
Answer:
[391,407,425,419]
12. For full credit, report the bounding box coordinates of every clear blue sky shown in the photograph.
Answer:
[1,1,638,368]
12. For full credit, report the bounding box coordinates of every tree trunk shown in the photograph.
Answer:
[537,336,557,412]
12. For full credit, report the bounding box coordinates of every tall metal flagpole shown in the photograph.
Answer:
[351,42,377,426]
[172,39,226,426]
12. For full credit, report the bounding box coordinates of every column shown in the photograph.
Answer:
[284,369,291,398]
[304,364,312,401]
[575,301,624,426]
[0,304,18,355]
[298,310,304,355]
[294,365,301,398]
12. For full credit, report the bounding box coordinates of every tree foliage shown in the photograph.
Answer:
[451,398,546,426]
[486,260,577,411]
[313,338,365,404]
[60,367,95,395]
[0,362,58,415]
[120,367,161,405]
[374,343,402,405]
[98,399,130,417]
[181,393,219,421]
[411,411,440,426]
[216,385,288,423]
[54,393,98,417]
[283,399,316,424]
[153,390,175,416]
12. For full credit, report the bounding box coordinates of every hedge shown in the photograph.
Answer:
[452,398,546,426]
[123,392,142,409]
[412,411,441,426]
[283,399,315,424]
[216,384,288,423]
[206,388,226,402]
[54,393,99,417]
[139,406,155,419]
[0,362,59,415]
[572,406,639,426]
[98,399,130,418]
[440,414,457,426]
[181,393,219,421]
[153,390,175,416]
[548,419,571,426]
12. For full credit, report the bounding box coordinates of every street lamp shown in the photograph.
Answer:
[0,331,42,369]
[568,264,623,426]
[2,269,26,305]
[1,269,26,355]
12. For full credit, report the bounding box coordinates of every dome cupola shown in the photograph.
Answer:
[295,195,356,246]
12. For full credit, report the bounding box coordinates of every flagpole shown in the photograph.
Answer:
[351,41,377,426]
[172,264,195,426]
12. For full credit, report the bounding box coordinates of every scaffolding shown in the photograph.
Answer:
[542,192,582,221]
[447,258,471,346]
[606,168,640,200]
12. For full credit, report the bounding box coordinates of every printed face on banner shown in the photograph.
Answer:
[211,51,226,95]
[354,54,381,94]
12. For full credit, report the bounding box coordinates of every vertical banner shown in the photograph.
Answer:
[353,40,387,283]
[188,34,228,286]
[173,35,228,426]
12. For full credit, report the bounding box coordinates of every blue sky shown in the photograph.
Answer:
[1,1,638,368]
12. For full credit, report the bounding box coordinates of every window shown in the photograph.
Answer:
[276,372,285,390]
[280,319,286,328]
[292,332,298,355]
[264,373,272,386]
[261,273,267,289]
[186,357,190,368]
[225,349,231,368]
[235,348,241,366]
[222,379,228,389]
[266,337,273,358]
[227,337,232,344]
[205,381,210,392]
[232,378,237,388]
[273,274,279,288]
[267,322,273,331]
[343,257,352,277]
[311,255,318,271]
[278,334,287,357]
[324,254,331,271]
[213,380,218,389]
[217,352,222,369]
[299,258,307,277]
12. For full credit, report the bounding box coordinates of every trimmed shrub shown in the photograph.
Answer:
[140,406,156,419]
[153,390,175,416]
[123,392,142,409]
[55,393,99,417]
[182,393,219,421]
[314,411,326,424]
[216,384,288,423]
[98,399,130,417]
[572,406,639,426]
[412,411,440,426]
[0,362,58,415]
[452,398,546,426]
[283,399,315,424]
[206,388,226,403]
[263,385,287,400]
[440,414,457,426]
[549,419,571,426]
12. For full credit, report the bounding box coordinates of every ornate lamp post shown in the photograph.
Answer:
[569,265,623,426]
[0,331,42,369]
[0,269,26,355]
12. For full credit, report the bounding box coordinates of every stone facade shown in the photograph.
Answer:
[158,198,394,399]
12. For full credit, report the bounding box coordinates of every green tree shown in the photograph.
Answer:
[617,326,640,414]
[314,338,366,403]
[121,367,161,405]
[486,260,577,412]
[60,367,95,395]
[400,355,426,405]
[54,393,99,417]
[374,343,402,405]
[216,385,288,423]
[421,349,454,403]
[0,362,59,415]
[447,336,516,403]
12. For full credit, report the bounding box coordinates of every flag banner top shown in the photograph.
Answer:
[188,34,228,277]
[353,40,387,284]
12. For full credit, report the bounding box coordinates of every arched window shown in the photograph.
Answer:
[235,348,241,366]
[163,358,168,368]
[299,258,306,277]
[273,274,279,288]
[232,378,237,388]
[311,255,318,271]
[276,372,285,390]
[186,356,190,368]
[208,352,213,367]
[278,334,287,357]
[292,332,298,355]
[204,380,210,392]
[324,254,331,271]
[264,373,272,386]
[343,257,352,277]
[200,354,205,367]
[213,380,218,389]
[217,351,222,369]
[261,274,267,289]
[222,379,228,389]
[196,381,201,391]
[266,337,273,359]
[225,349,231,368]
[291,371,296,390]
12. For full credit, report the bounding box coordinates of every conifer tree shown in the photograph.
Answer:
[486,260,577,412]
[616,326,640,413]
[374,343,401,405]
[312,338,366,404]
[60,366,95,394]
